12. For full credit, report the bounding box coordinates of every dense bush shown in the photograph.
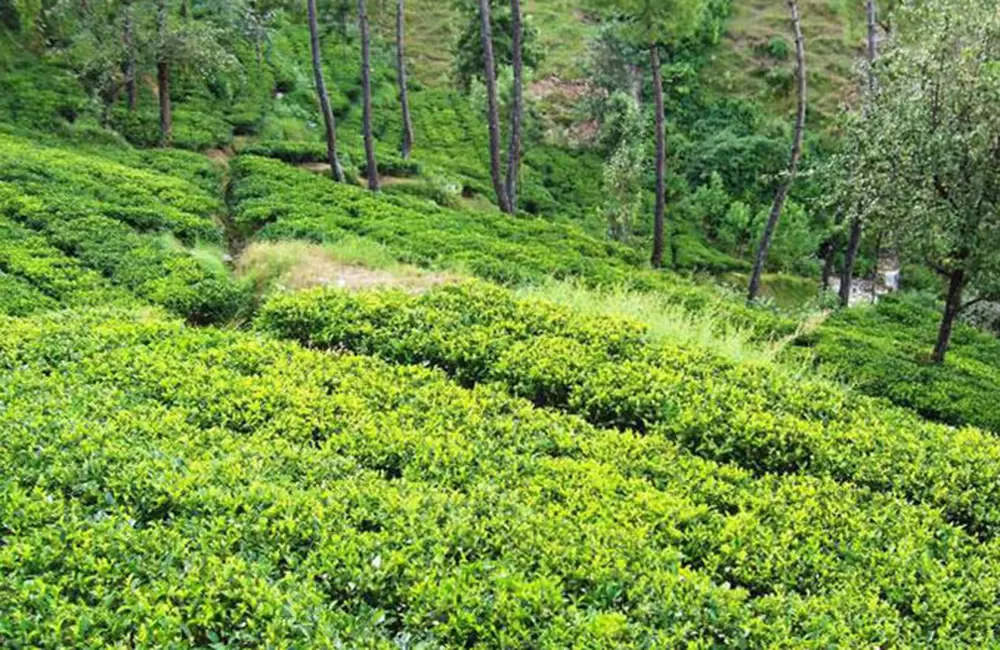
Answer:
[5,308,1000,645]
[0,217,133,313]
[0,135,250,323]
[793,293,1000,433]
[258,282,1000,539]
[237,140,423,177]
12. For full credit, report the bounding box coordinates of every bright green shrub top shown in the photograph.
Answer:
[5,307,1000,645]
[0,216,133,314]
[258,282,1000,540]
[0,135,251,323]
[793,294,1000,433]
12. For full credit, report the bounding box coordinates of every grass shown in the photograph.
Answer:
[375,0,597,87]
[236,238,455,297]
[513,278,803,366]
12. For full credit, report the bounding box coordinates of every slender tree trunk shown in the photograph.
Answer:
[932,268,966,364]
[123,1,137,112]
[156,0,172,147]
[839,0,878,304]
[839,215,862,306]
[396,0,415,160]
[650,43,667,269]
[504,0,523,214]
[358,0,379,191]
[157,61,172,146]
[307,0,345,182]
[748,0,806,301]
[820,239,835,291]
[478,0,512,214]
[865,0,878,97]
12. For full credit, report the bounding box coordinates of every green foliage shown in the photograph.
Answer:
[588,0,706,47]
[237,139,423,177]
[831,0,1000,307]
[4,307,1000,645]
[450,0,543,92]
[794,293,1000,433]
[598,92,645,241]
[231,154,794,336]
[0,134,250,323]
[259,281,1000,540]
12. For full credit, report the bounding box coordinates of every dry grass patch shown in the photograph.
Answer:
[237,239,456,296]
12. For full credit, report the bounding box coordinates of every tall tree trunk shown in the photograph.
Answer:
[478,0,512,214]
[124,1,137,112]
[358,0,379,191]
[932,268,965,364]
[156,0,172,147]
[504,0,523,214]
[307,0,345,182]
[839,0,878,305]
[820,239,835,291]
[650,43,667,269]
[839,215,862,306]
[157,61,172,147]
[748,0,806,301]
[396,0,415,160]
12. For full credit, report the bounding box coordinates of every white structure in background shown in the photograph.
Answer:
[829,252,901,306]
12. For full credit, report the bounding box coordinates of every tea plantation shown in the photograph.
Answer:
[4,306,1000,647]
[2,0,1000,646]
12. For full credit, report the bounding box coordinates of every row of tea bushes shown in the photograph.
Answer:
[230,155,798,338]
[0,134,222,244]
[3,308,1000,646]
[0,216,133,315]
[0,135,250,324]
[257,282,1000,539]
[793,294,1000,433]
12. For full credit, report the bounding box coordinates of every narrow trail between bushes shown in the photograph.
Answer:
[204,148,248,264]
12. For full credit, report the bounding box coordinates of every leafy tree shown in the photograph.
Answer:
[476,0,512,213]
[147,0,237,146]
[747,0,806,301]
[836,0,1000,363]
[838,0,880,307]
[588,0,706,269]
[503,0,523,211]
[451,0,540,93]
[599,92,645,241]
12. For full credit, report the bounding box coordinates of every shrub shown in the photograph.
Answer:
[793,293,1000,433]
[231,155,797,339]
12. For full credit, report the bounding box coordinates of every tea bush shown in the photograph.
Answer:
[0,216,133,313]
[4,308,1000,645]
[0,136,250,323]
[258,282,1000,539]
[793,294,1000,433]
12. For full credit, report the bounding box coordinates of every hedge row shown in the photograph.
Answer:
[0,184,249,324]
[237,140,423,177]
[0,134,222,244]
[793,294,1000,433]
[258,282,1000,539]
[4,308,1000,646]
[230,155,797,338]
[0,216,133,314]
